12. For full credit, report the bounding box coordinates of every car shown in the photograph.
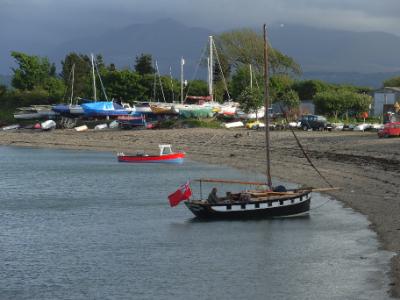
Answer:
[378,122,400,138]
[298,114,330,131]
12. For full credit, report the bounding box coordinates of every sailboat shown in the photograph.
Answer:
[175,37,237,118]
[182,25,313,219]
[52,64,85,116]
[81,54,130,117]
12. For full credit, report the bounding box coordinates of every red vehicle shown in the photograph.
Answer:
[378,122,400,138]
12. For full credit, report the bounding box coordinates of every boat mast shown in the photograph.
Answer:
[263,24,273,189]
[91,53,97,101]
[70,64,75,105]
[249,64,253,90]
[208,35,214,101]
[180,57,185,104]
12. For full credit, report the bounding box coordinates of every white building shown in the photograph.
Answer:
[372,87,400,116]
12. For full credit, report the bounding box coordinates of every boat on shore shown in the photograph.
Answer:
[118,144,185,163]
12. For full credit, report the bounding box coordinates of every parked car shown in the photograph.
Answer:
[378,122,400,138]
[298,115,331,131]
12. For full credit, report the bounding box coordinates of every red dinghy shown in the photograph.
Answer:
[117,144,185,164]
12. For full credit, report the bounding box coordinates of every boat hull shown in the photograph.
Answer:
[118,152,185,164]
[184,191,311,219]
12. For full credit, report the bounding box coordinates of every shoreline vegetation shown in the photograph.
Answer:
[0,128,399,297]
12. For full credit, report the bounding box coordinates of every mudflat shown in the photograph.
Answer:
[1,128,399,297]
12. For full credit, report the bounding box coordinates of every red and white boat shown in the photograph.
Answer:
[117,145,185,163]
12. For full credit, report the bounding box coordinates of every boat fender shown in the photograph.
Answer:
[273,185,287,192]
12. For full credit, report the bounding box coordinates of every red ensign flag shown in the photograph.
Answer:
[168,182,192,207]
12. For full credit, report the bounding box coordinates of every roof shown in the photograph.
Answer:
[375,87,400,93]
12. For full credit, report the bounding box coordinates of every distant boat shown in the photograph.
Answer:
[117,113,147,128]
[82,101,130,117]
[117,144,185,163]
[14,105,58,120]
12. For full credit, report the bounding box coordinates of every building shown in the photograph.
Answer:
[372,87,400,116]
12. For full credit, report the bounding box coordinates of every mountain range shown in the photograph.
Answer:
[2,19,400,88]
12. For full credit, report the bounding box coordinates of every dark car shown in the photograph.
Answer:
[299,114,330,131]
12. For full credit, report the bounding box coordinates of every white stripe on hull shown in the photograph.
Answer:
[210,195,310,212]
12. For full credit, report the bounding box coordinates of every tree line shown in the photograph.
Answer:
[1,28,396,123]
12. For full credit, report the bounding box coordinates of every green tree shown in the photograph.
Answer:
[185,80,208,98]
[216,28,301,76]
[11,51,54,91]
[61,53,93,99]
[237,86,263,115]
[292,80,332,101]
[134,54,155,75]
[101,69,147,102]
[0,84,7,98]
[313,89,372,119]
[383,76,400,87]
[229,65,263,100]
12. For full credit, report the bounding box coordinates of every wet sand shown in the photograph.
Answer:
[1,128,399,297]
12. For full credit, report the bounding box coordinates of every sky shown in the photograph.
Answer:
[0,0,399,74]
[1,0,399,39]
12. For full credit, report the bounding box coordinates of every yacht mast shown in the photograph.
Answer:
[180,57,184,104]
[70,64,75,105]
[91,53,97,101]
[249,64,253,90]
[263,25,272,189]
[208,36,214,101]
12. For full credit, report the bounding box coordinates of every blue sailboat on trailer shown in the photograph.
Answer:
[80,54,130,117]
[82,101,130,117]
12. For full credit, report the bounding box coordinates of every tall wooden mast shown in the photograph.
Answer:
[263,24,273,189]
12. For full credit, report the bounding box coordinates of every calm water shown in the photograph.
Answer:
[0,146,393,300]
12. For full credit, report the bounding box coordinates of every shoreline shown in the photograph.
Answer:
[1,128,399,297]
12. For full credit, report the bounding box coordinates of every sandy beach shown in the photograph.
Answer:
[1,128,399,297]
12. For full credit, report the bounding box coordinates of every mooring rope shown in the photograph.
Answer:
[279,104,334,188]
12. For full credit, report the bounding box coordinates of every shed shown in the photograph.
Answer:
[372,87,400,116]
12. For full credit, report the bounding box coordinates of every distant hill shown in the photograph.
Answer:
[48,19,214,78]
[268,24,400,74]
[302,71,399,88]
[3,19,400,87]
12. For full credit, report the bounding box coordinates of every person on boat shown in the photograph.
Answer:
[207,187,219,204]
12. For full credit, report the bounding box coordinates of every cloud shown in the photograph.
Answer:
[0,0,399,36]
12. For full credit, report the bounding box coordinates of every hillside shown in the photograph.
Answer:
[2,19,400,87]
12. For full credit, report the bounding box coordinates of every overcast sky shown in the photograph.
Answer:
[1,0,399,40]
[0,0,399,74]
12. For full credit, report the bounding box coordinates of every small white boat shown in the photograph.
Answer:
[236,106,265,120]
[223,121,244,128]
[41,120,56,130]
[74,125,88,132]
[94,123,108,130]
[2,124,20,131]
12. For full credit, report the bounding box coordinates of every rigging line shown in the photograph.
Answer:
[169,66,175,103]
[278,103,334,188]
[212,39,231,100]
[184,43,208,100]
[155,60,166,102]
[93,59,108,101]
[153,62,157,102]
[310,197,332,211]
[62,64,74,103]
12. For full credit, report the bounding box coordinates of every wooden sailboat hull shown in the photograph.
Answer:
[184,191,311,219]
